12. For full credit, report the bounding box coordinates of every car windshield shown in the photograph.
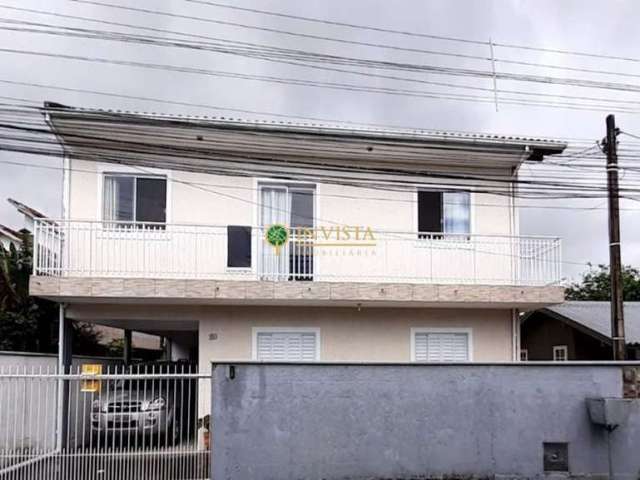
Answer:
[111,363,194,391]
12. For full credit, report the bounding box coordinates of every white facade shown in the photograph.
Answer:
[30,106,567,380]
[32,158,561,287]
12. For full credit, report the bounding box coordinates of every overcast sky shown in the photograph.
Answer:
[1,0,639,282]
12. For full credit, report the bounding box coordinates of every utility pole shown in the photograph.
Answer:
[604,114,626,360]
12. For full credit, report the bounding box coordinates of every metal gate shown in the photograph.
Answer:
[0,365,210,480]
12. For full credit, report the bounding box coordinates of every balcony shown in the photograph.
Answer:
[30,219,563,307]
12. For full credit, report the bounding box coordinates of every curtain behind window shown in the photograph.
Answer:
[103,176,133,223]
[443,191,470,234]
[259,187,289,279]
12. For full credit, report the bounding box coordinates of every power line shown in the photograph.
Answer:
[4,79,640,145]
[26,2,640,94]
[4,5,640,111]
[3,46,640,117]
[17,3,638,82]
[185,0,640,64]
[1,110,638,199]
[2,129,616,197]
[4,156,636,212]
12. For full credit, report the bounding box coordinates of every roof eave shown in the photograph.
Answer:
[42,102,568,160]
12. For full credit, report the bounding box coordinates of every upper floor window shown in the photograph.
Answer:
[418,190,470,236]
[103,174,167,225]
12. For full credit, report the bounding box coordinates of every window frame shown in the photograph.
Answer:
[256,181,316,227]
[410,327,473,362]
[102,173,168,226]
[415,188,474,238]
[98,165,171,227]
[552,345,568,362]
[251,327,321,362]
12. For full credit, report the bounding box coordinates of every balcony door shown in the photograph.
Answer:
[259,184,314,281]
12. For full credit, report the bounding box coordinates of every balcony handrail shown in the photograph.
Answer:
[33,218,562,241]
[32,218,562,286]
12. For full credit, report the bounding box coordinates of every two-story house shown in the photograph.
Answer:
[30,103,565,380]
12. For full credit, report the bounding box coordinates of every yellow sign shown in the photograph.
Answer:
[81,364,102,393]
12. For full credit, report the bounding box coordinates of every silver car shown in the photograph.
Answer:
[91,377,184,444]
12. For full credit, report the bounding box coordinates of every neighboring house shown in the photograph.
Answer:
[0,224,21,250]
[29,102,567,378]
[7,197,48,232]
[521,301,640,361]
[3,197,164,359]
[2,197,50,249]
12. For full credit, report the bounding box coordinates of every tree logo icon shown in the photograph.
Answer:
[265,224,289,255]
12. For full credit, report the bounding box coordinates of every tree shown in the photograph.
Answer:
[566,264,640,301]
[0,231,53,351]
[0,230,103,354]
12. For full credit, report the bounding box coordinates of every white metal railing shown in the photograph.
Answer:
[0,365,210,480]
[33,219,562,286]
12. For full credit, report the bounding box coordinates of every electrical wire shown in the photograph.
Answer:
[0,106,638,200]
[3,5,640,111]
[185,0,640,64]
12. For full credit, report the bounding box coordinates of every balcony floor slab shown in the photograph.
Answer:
[30,276,564,309]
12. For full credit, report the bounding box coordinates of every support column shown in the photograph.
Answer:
[123,329,132,365]
[56,304,72,450]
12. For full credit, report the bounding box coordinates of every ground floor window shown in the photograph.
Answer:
[412,328,472,362]
[553,345,568,361]
[253,328,319,361]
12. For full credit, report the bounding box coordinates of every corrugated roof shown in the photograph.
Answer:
[547,301,640,344]
[42,102,567,152]
[0,224,21,242]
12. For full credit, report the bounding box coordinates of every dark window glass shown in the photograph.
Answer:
[136,177,166,223]
[290,190,314,228]
[417,191,442,234]
[227,225,252,268]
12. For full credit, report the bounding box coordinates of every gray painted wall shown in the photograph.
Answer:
[211,363,640,480]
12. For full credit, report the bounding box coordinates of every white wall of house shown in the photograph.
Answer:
[66,159,514,235]
[194,305,513,416]
[66,302,514,417]
[58,160,527,284]
[196,306,513,364]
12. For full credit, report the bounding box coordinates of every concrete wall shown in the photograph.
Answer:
[211,363,640,480]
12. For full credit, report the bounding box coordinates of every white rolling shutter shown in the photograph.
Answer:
[414,332,469,362]
[256,331,317,361]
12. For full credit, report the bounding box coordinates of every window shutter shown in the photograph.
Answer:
[414,332,469,362]
[227,226,252,268]
[256,332,317,361]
